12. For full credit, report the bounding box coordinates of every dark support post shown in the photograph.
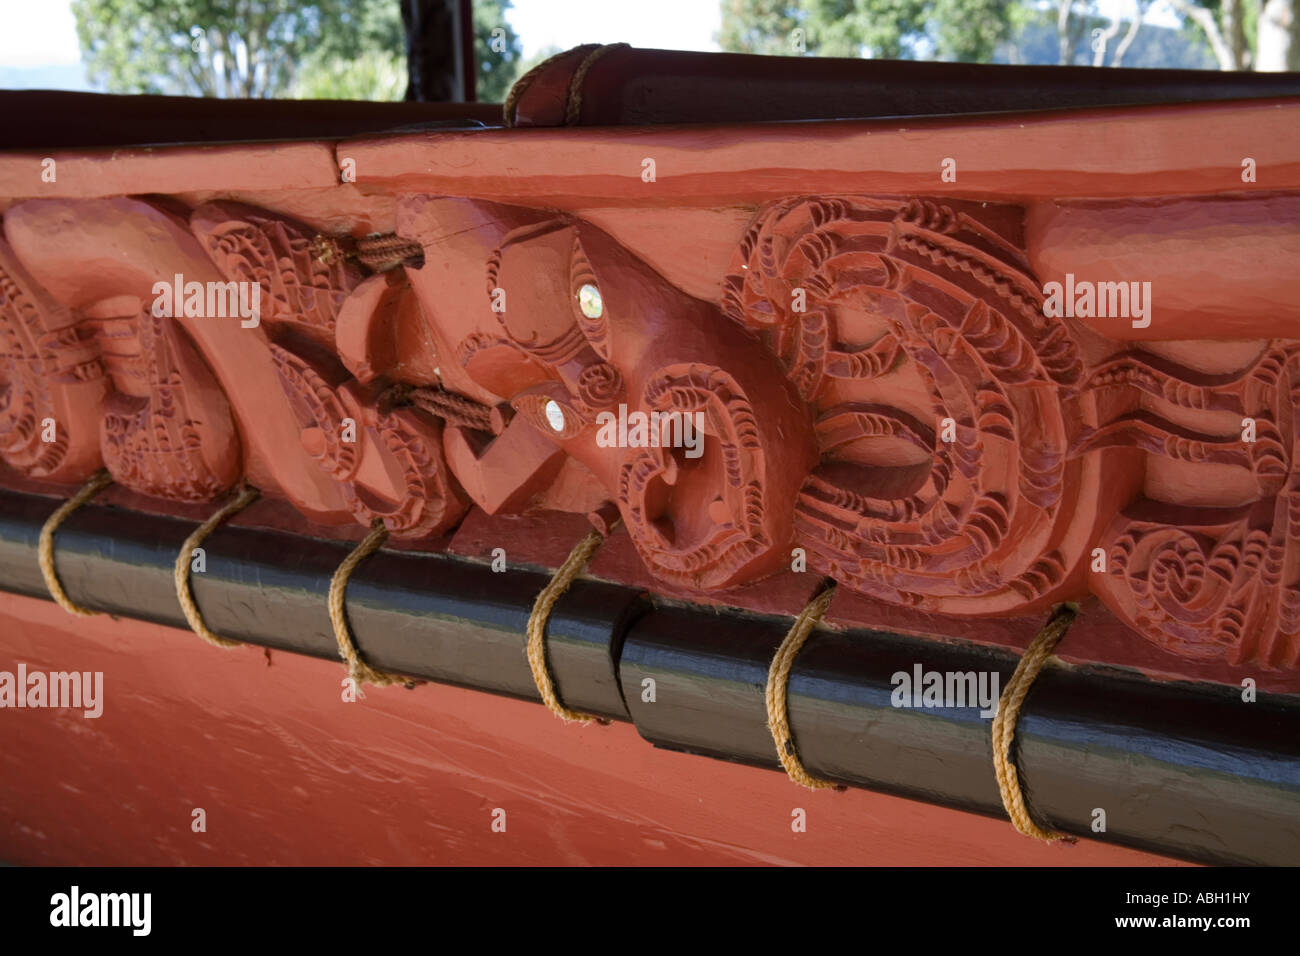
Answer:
[401,0,476,102]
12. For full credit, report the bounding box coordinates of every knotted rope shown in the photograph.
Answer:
[766,580,842,791]
[174,486,259,649]
[526,526,609,723]
[311,233,424,272]
[38,469,113,617]
[991,602,1080,843]
[328,519,411,691]
[383,382,497,433]
[503,42,630,127]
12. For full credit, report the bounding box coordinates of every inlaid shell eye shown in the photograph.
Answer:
[570,237,610,359]
[543,399,566,433]
[513,392,584,440]
[577,283,603,319]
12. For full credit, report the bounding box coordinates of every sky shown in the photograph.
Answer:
[0,0,1186,89]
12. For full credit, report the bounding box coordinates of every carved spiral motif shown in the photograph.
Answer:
[1099,508,1298,667]
[342,407,464,536]
[269,342,464,536]
[1092,346,1300,668]
[619,363,772,590]
[723,197,1085,614]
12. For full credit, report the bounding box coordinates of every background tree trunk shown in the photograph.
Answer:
[1258,0,1299,71]
[402,0,476,101]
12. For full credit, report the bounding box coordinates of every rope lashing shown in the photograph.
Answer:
[991,602,1081,843]
[310,233,425,272]
[765,579,843,791]
[503,43,630,128]
[38,469,113,617]
[563,43,630,126]
[328,519,412,692]
[525,526,610,724]
[383,382,499,433]
[174,486,260,649]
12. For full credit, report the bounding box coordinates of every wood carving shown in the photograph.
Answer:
[93,305,239,501]
[1089,345,1300,668]
[2,170,1298,669]
[191,203,466,535]
[721,197,1092,615]
[0,238,106,482]
[468,217,816,588]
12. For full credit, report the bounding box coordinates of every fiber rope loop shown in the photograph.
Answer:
[766,579,842,791]
[38,469,114,617]
[991,601,1081,844]
[173,486,260,649]
[328,519,412,693]
[526,527,609,724]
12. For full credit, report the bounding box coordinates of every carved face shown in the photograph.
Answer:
[478,217,817,590]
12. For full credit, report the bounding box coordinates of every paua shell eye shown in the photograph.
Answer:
[513,392,584,440]
[543,399,567,432]
[577,283,603,319]
[570,236,610,359]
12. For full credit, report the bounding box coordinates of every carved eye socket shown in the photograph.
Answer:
[569,237,610,359]
[513,392,585,440]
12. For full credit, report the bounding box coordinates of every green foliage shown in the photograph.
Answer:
[73,0,524,101]
[292,49,406,101]
[475,0,523,102]
[716,0,804,55]
[72,0,402,98]
[718,0,1024,61]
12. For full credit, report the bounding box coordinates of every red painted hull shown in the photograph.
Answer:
[0,591,1178,866]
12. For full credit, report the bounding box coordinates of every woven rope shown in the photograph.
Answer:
[354,234,424,271]
[563,43,630,126]
[309,233,423,272]
[174,486,259,649]
[526,527,607,723]
[328,520,410,691]
[991,602,1080,843]
[38,469,113,617]
[503,44,590,127]
[766,580,841,791]
[403,382,493,431]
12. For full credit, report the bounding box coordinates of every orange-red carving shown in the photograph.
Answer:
[92,305,239,501]
[4,181,1299,670]
[475,216,817,589]
[0,238,106,482]
[722,197,1093,615]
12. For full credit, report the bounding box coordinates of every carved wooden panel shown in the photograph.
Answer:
[2,181,1296,670]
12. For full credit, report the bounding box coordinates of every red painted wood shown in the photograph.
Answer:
[0,590,1181,866]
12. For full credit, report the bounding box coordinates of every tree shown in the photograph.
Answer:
[1166,0,1300,71]
[474,0,523,102]
[292,49,407,100]
[1257,0,1299,69]
[1167,0,1254,69]
[717,0,804,55]
[1054,0,1148,67]
[717,0,1024,62]
[72,0,403,98]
